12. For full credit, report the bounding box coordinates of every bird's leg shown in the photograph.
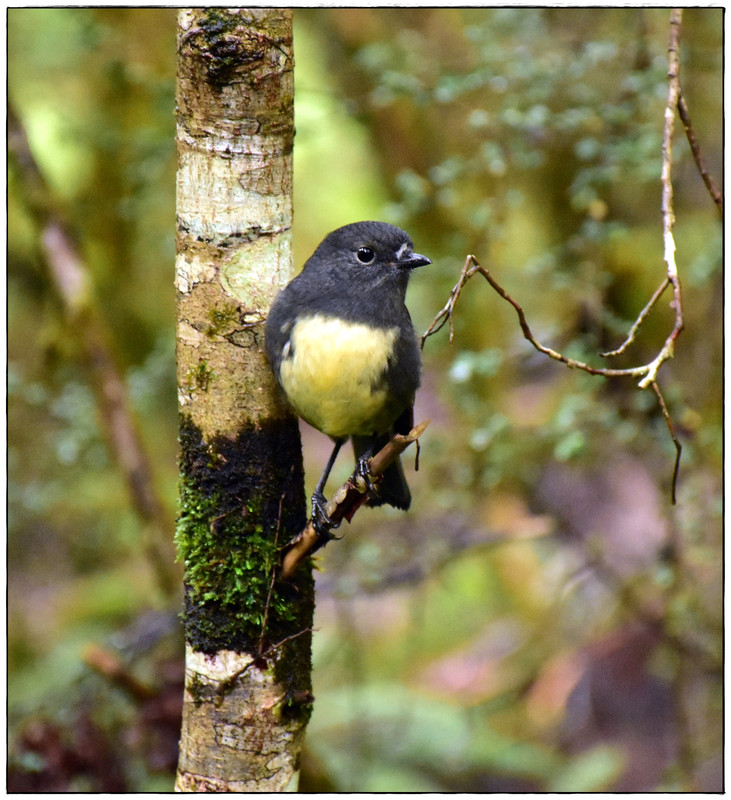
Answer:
[311,439,344,539]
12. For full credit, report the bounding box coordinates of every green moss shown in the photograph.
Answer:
[200,8,239,34]
[187,672,209,707]
[175,414,314,659]
[186,361,217,392]
[176,479,276,611]
[205,305,240,338]
[195,9,267,89]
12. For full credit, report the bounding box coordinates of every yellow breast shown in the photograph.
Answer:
[278,314,399,439]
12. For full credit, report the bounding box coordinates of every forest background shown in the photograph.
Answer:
[7,7,723,792]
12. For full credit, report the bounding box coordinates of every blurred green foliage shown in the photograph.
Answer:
[8,8,722,792]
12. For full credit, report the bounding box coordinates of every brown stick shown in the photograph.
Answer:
[82,644,155,703]
[600,278,670,358]
[647,6,684,398]
[280,421,429,580]
[650,380,682,505]
[677,92,723,216]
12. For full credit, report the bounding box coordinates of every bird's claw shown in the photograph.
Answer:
[311,491,342,542]
[355,454,381,498]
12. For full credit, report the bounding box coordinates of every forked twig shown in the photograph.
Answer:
[423,250,683,502]
[424,255,680,384]
[421,12,690,505]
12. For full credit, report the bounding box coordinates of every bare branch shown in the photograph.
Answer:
[420,257,480,347]
[638,7,684,390]
[421,11,691,506]
[280,421,429,580]
[677,91,723,216]
[421,250,685,503]
[424,255,674,383]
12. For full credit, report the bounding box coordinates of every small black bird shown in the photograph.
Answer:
[265,221,431,530]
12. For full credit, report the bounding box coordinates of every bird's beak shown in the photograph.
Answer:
[398,251,432,269]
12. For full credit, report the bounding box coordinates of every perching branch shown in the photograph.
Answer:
[422,14,690,506]
[280,421,429,580]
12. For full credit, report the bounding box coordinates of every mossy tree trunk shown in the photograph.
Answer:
[174,8,313,792]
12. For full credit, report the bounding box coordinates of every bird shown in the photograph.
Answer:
[265,221,431,534]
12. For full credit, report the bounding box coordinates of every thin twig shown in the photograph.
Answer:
[215,626,316,694]
[424,255,672,382]
[677,91,723,216]
[651,380,682,504]
[263,626,316,658]
[600,278,670,358]
[642,5,685,395]
[422,256,684,502]
[420,259,477,347]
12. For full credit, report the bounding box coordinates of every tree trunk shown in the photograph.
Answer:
[174,9,313,792]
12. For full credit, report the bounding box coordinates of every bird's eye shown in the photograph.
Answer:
[356,247,375,264]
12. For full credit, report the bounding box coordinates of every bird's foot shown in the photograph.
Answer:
[311,490,342,543]
[355,453,382,499]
